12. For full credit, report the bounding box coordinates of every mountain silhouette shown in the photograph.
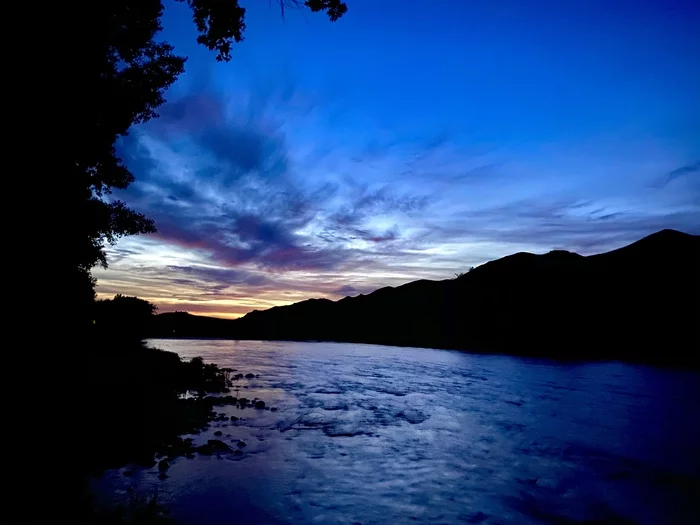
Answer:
[149,229,699,365]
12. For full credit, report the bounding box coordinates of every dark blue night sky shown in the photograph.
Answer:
[96,0,700,317]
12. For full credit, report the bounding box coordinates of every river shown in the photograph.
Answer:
[93,339,700,524]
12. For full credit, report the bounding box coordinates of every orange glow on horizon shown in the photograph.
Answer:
[157,308,244,320]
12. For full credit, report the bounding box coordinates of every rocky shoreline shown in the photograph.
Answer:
[78,343,280,523]
[147,388,280,477]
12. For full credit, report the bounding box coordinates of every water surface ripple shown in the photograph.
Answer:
[95,340,700,524]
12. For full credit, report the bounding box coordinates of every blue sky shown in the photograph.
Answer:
[94,0,700,317]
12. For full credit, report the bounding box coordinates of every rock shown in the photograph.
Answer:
[245,373,255,379]
[196,439,233,455]
[230,416,238,421]
[166,437,196,457]
[233,449,243,456]
[270,407,278,412]
[211,395,238,406]
[158,459,170,472]
[195,445,213,455]
[158,473,168,480]
[209,439,233,452]
[254,400,266,409]
[214,430,223,436]
[237,440,247,448]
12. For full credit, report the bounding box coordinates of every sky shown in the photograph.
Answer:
[94,0,700,318]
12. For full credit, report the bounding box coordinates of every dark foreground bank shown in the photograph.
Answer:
[82,342,273,523]
[14,324,270,524]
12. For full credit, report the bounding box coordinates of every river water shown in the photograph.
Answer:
[94,339,699,524]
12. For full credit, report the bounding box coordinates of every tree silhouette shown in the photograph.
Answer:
[95,294,158,342]
[67,0,347,317]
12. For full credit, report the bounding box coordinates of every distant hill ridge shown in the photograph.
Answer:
[149,229,699,366]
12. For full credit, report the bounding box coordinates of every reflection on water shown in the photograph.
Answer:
[94,340,700,524]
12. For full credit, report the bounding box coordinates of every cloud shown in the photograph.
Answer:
[94,257,386,317]
[101,73,700,319]
[106,247,143,265]
[166,265,270,287]
[650,161,700,190]
[667,162,699,183]
[332,285,357,296]
[115,89,335,271]
[153,93,289,182]
[112,76,438,279]
[330,183,428,224]
[421,197,700,255]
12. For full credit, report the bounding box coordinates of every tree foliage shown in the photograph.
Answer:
[95,294,158,341]
[69,0,347,312]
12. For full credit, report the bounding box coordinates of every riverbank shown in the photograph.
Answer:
[85,343,233,471]
[28,337,273,524]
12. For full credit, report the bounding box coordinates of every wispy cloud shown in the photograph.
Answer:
[95,73,700,317]
[333,285,357,295]
[667,162,699,183]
